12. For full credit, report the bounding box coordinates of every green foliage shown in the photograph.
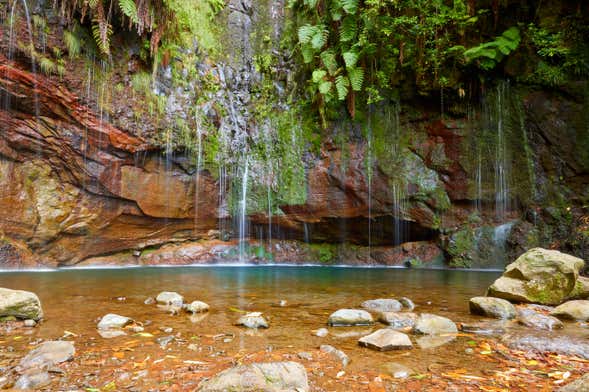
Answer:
[463,27,521,70]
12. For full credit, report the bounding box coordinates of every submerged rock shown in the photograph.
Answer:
[399,297,415,311]
[361,299,402,313]
[551,300,589,321]
[236,312,269,329]
[14,371,51,390]
[18,341,75,371]
[186,301,210,313]
[197,361,309,392]
[377,312,417,330]
[328,309,373,326]
[459,321,506,335]
[156,292,184,307]
[487,248,585,305]
[413,314,457,335]
[503,333,589,359]
[97,314,133,330]
[314,328,328,337]
[557,374,589,392]
[469,297,516,319]
[517,308,563,331]
[0,288,43,321]
[381,362,414,379]
[416,334,456,349]
[358,329,412,351]
[320,345,350,367]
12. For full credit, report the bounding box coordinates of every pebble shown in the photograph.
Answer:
[23,319,36,327]
[315,328,328,337]
[320,345,350,368]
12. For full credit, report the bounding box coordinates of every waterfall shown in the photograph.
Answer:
[494,82,510,220]
[194,118,203,231]
[238,157,249,263]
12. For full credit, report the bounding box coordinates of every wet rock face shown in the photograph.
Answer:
[469,297,516,319]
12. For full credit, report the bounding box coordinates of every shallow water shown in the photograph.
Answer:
[0,266,585,390]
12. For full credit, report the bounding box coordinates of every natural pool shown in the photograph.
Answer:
[0,266,587,391]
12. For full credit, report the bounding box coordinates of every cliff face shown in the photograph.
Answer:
[0,2,588,268]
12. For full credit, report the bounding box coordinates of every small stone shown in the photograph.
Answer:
[297,352,313,361]
[381,362,413,379]
[144,297,156,305]
[336,370,345,378]
[465,348,474,354]
[97,314,133,330]
[399,297,415,311]
[551,300,589,321]
[156,292,184,307]
[160,327,173,334]
[187,343,199,351]
[469,297,516,319]
[517,308,563,331]
[185,301,210,313]
[314,328,328,337]
[236,312,269,329]
[279,300,287,307]
[98,329,127,338]
[377,312,417,330]
[328,309,373,326]
[24,319,36,327]
[157,335,174,348]
[361,299,402,313]
[414,314,457,335]
[320,345,350,368]
[358,329,413,351]
[129,325,144,333]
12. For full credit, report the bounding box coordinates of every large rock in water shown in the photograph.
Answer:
[469,297,516,319]
[328,309,374,326]
[551,300,589,321]
[198,362,309,392]
[358,329,413,351]
[487,248,585,305]
[413,314,457,335]
[0,288,43,321]
[18,341,75,371]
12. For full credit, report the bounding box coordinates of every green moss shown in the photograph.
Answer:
[309,243,337,264]
[447,227,475,268]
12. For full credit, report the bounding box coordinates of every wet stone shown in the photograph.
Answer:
[320,345,350,368]
[185,300,210,313]
[417,335,456,349]
[399,297,415,311]
[469,297,516,319]
[517,308,563,331]
[14,371,51,390]
[361,299,402,313]
[18,341,75,371]
[328,309,373,326]
[97,314,133,330]
[503,333,589,359]
[0,288,43,321]
[156,291,184,307]
[459,322,506,335]
[315,328,328,337]
[551,300,589,321]
[358,329,413,351]
[236,312,269,329]
[381,362,414,379]
[414,314,457,335]
[377,312,417,330]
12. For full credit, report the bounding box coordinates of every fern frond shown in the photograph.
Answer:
[320,49,338,75]
[341,0,358,14]
[312,69,327,83]
[301,43,315,63]
[63,30,81,58]
[298,24,315,44]
[318,80,332,94]
[339,16,357,42]
[348,67,364,91]
[311,25,328,50]
[342,50,359,68]
[118,0,139,24]
[335,75,349,100]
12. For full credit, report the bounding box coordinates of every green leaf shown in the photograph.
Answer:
[342,50,359,68]
[311,25,328,50]
[335,75,349,100]
[320,50,338,75]
[339,15,357,42]
[318,81,333,94]
[312,69,327,83]
[301,44,315,63]
[341,0,359,14]
[348,67,364,91]
[118,0,139,23]
[298,24,315,44]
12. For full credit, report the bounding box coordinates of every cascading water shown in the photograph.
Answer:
[493,82,510,220]
[238,158,249,263]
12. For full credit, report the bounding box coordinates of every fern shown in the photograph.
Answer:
[298,24,315,44]
[312,69,327,83]
[39,57,56,75]
[340,0,358,14]
[118,0,139,24]
[335,75,349,100]
[63,30,81,58]
[318,81,332,94]
[301,44,315,63]
[464,27,521,70]
[311,25,328,50]
[348,67,364,91]
[320,50,338,75]
[342,50,359,68]
[339,16,357,42]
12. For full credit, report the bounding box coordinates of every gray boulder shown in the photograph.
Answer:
[569,276,589,300]
[0,288,43,321]
[328,309,373,326]
[414,314,457,335]
[18,341,75,371]
[198,361,308,392]
[469,297,516,319]
[487,248,585,305]
[361,299,402,313]
[551,300,589,321]
[358,329,412,351]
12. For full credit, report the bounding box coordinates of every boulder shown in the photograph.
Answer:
[361,299,402,313]
[156,291,184,306]
[568,277,589,300]
[551,300,589,321]
[469,297,516,319]
[487,248,585,305]
[197,361,309,392]
[517,308,563,331]
[236,312,269,329]
[358,329,412,351]
[328,309,373,326]
[413,314,457,335]
[18,341,75,371]
[186,301,210,313]
[97,314,133,330]
[0,288,43,321]
[377,312,417,330]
